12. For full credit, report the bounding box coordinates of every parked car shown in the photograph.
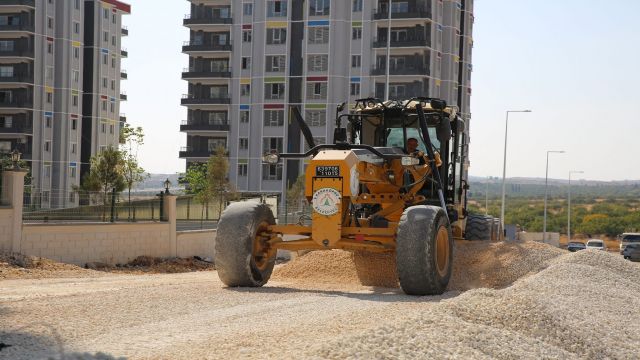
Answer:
[567,242,586,252]
[586,239,606,251]
[623,243,640,262]
[619,233,640,255]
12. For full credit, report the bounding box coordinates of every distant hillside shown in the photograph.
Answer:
[135,173,182,192]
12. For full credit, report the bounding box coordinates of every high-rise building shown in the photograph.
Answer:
[180,0,473,199]
[0,0,130,208]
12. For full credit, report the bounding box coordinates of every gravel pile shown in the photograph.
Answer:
[306,249,640,359]
[99,256,216,274]
[0,253,96,280]
[272,240,566,291]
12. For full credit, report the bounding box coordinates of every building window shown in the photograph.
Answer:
[110,102,115,113]
[102,54,108,65]
[305,110,326,127]
[46,92,52,103]
[100,145,107,153]
[243,3,253,16]
[240,110,250,123]
[353,0,363,12]
[240,84,251,96]
[265,55,285,72]
[74,0,80,9]
[47,42,53,54]
[69,192,75,203]
[308,27,329,44]
[45,116,52,128]
[103,31,108,42]
[350,82,361,96]
[112,35,116,46]
[239,138,249,150]
[44,141,51,152]
[352,27,362,40]
[73,46,79,58]
[101,123,106,133]
[241,57,251,70]
[305,137,326,152]
[263,110,284,127]
[267,1,287,17]
[242,30,252,43]
[47,17,53,29]
[310,0,330,16]
[307,54,328,72]
[265,83,285,100]
[103,8,109,19]
[71,119,77,130]
[72,95,78,107]
[102,77,107,88]
[207,138,227,152]
[102,100,107,111]
[238,164,248,177]
[110,124,114,134]
[351,55,361,68]
[71,142,77,154]
[306,82,327,100]
[112,14,116,24]
[111,80,115,90]
[0,116,12,128]
[72,70,79,82]
[262,137,283,154]
[266,28,286,45]
[42,191,50,203]
[45,66,53,80]
[112,58,116,68]
[262,164,283,180]
[70,166,77,178]
[73,21,80,34]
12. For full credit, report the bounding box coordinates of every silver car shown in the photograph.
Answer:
[586,239,606,251]
[619,233,640,255]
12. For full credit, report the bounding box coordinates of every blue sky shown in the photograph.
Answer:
[123,0,640,181]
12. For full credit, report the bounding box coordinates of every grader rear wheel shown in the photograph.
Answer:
[465,214,492,241]
[214,202,276,287]
[396,205,453,295]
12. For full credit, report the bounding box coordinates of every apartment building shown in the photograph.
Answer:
[0,0,129,208]
[180,0,473,199]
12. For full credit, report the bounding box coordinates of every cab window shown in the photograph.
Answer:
[386,127,440,152]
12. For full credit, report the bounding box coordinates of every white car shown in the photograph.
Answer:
[586,239,606,251]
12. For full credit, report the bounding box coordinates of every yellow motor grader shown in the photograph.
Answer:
[215,97,484,295]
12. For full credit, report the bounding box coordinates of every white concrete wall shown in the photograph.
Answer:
[22,222,172,265]
[176,230,216,259]
[0,207,13,252]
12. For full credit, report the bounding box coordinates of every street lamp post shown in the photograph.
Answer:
[485,176,489,216]
[543,150,565,241]
[567,170,584,246]
[500,110,531,231]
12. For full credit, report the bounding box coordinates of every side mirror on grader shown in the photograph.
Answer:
[215,97,483,296]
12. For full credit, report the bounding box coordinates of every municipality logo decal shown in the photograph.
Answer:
[312,188,341,216]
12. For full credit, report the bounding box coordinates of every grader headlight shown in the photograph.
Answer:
[262,153,280,164]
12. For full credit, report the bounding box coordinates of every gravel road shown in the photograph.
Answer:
[1,242,638,359]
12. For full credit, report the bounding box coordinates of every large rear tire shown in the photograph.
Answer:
[465,214,492,241]
[396,206,453,295]
[214,202,276,287]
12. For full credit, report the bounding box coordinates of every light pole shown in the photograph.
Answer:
[567,170,584,246]
[485,176,489,216]
[500,110,531,231]
[543,150,565,241]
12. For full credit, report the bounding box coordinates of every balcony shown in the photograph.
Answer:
[180,120,230,132]
[179,146,227,159]
[0,46,34,58]
[371,67,429,76]
[181,68,232,80]
[373,9,432,20]
[0,97,32,109]
[0,73,34,84]
[0,23,35,32]
[120,70,127,79]
[121,48,128,57]
[121,26,128,36]
[0,0,35,8]
[182,41,232,53]
[373,39,429,48]
[0,124,32,135]
[183,13,233,26]
[181,94,231,105]
[120,93,127,101]
[119,114,126,123]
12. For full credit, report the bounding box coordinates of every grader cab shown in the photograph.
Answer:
[215,97,480,295]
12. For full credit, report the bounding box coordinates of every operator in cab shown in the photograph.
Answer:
[406,137,426,165]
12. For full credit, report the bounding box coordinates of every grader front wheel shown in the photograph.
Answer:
[214,202,276,287]
[396,205,453,295]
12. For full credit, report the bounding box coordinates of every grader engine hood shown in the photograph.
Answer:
[304,150,360,247]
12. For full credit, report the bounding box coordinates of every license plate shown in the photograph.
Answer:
[316,166,340,177]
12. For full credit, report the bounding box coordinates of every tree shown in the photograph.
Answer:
[0,154,31,194]
[120,124,148,219]
[207,146,235,217]
[287,174,306,209]
[81,147,126,220]
[182,162,213,226]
